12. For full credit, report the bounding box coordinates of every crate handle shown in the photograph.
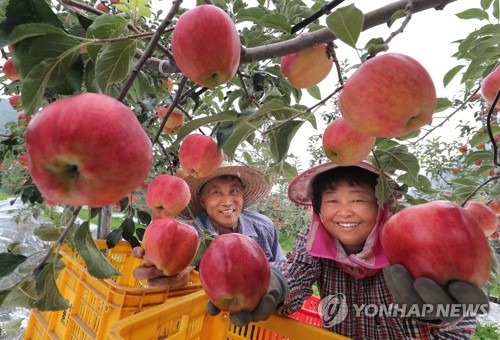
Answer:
[167,314,190,340]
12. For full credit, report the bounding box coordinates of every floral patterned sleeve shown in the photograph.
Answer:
[273,228,320,316]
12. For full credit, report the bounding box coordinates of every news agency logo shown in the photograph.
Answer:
[317,294,489,327]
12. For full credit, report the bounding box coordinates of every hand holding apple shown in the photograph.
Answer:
[199,233,271,314]
[141,218,199,276]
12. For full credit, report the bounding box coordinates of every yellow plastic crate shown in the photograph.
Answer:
[24,240,202,340]
[109,289,351,340]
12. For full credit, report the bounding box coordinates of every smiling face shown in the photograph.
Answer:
[320,180,378,254]
[200,176,244,233]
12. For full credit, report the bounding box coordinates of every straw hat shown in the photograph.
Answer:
[177,163,272,220]
[288,160,398,206]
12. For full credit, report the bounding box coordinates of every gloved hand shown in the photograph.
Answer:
[131,246,193,288]
[206,266,288,327]
[383,264,489,323]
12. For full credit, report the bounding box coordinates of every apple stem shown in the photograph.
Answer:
[66,164,80,179]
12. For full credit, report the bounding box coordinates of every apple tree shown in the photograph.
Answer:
[0,0,499,312]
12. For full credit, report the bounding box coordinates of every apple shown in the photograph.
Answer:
[322,117,375,166]
[481,67,500,109]
[458,145,467,153]
[490,169,496,176]
[146,174,191,219]
[199,233,271,313]
[451,167,460,175]
[142,218,199,276]
[488,200,500,214]
[176,167,188,179]
[179,134,225,178]
[25,93,153,207]
[18,153,29,168]
[171,5,241,88]
[3,58,21,81]
[9,95,21,110]
[382,200,491,288]
[476,143,485,150]
[280,43,333,89]
[339,53,436,138]
[159,78,174,92]
[17,113,31,126]
[474,159,483,166]
[490,230,500,240]
[463,201,498,237]
[157,107,184,134]
[96,2,110,13]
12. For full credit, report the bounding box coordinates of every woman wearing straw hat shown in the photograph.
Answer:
[133,163,286,286]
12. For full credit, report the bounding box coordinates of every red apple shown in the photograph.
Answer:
[458,145,467,153]
[9,95,21,110]
[322,117,375,166]
[96,2,110,13]
[481,67,500,109]
[171,5,240,88]
[142,218,199,276]
[451,167,460,175]
[489,230,500,240]
[18,153,29,168]
[179,134,225,178]
[146,174,191,219]
[25,93,153,207]
[382,200,491,288]
[280,42,333,89]
[489,169,496,176]
[474,159,483,166]
[476,143,485,150]
[199,233,270,313]
[339,53,436,138]
[3,58,21,81]
[488,200,500,214]
[157,107,184,134]
[463,201,498,237]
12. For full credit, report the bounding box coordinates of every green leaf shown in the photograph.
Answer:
[34,261,70,311]
[443,65,464,87]
[0,278,37,309]
[8,23,67,45]
[326,4,364,48]
[34,225,64,242]
[175,112,237,143]
[374,145,420,180]
[260,13,291,34]
[0,252,27,277]
[190,229,215,267]
[481,0,494,10]
[136,210,152,225]
[387,9,405,28]
[465,150,494,165]
[220,122,258,160]
[86,14,129,62]
[456,8,489,21]
[269,120,304,163]
[106,227,123,249]
[434,97,453,113]
[470,126,500,147]
[74,222,122,279]
[235,7,267,24]
[95,39,137,93]
[306,86,321,100]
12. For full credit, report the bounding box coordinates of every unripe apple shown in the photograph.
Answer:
[382,201,491,288]
[339,53,436,138]
[157,107,184,134]
[179,134,225,178]
[481,67,500,109]
[199,233,271,313]
[322,117,375,166]
[9,95,21,110]
[142,218,199,276]
[171,5,241,88]
[464,201,498,237]
[280,43,333,89]
[146,174,191,219]
[25,93,153,207]
[3,58,21,81]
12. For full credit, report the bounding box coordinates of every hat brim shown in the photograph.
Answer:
[288,161,395,206]
[177,165,271,220]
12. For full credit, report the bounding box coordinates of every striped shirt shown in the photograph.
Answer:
[189,210,286,263]
[274,228,477,339]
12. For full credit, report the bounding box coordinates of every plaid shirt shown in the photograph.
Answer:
[274,229,477,339]
[190,210,286,262]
